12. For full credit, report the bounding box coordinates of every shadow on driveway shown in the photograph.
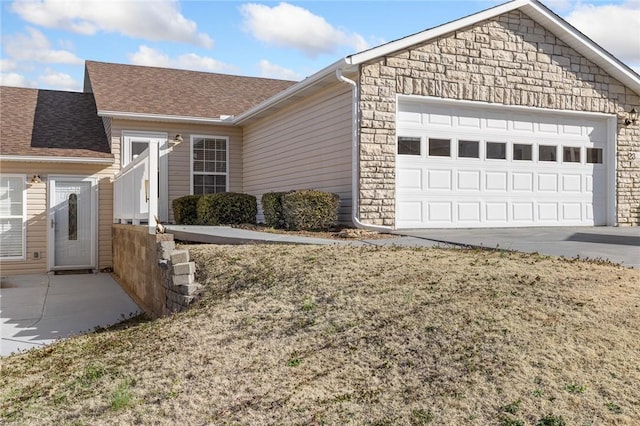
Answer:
[566,233,640,246]
[1,273,140,357]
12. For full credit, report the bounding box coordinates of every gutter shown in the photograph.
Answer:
[335,68,393,233]
[98,110,236,125]
[234,58,353,125]
[0,155,115,164]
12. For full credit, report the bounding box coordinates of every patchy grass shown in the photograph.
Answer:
[1,244,639,425]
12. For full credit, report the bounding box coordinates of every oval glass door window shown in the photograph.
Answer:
[68,193,77,240]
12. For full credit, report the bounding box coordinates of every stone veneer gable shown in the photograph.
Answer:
[358,10,640,227]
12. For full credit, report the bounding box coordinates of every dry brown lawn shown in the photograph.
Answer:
[1,244,639,425]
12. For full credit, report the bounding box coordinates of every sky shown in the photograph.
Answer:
[1,0,639,92]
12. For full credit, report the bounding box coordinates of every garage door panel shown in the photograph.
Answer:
[538,122,559,134]
[562,174,582,192]
[486,172,508,191]
[396,101,609,229]
[457,170,481,190]
[397,201,423,224]
[538,174,558,191]
[512,172,533,191]
[458,202,481,222]
[538,203,559,221]
[428,202,452,222]
[486,203,508,222]
[427,169,452,190]
[458,115,481,128]
[513,203,534,221]
[398,168,423,190]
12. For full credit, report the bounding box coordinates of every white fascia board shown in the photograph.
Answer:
[348,0,529,65]
[98,110,236,125]
[233,58,355,124]
[0,155,115,164]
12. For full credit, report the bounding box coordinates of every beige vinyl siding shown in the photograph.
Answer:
[0,161,117,276]
[110,120,242,223]
[243,82,353,223]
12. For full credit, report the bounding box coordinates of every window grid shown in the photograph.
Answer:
[192,137,228,195]
[0,175,25,259]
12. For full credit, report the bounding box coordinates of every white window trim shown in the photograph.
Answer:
[190,135,230,194]
[0,174,27,261]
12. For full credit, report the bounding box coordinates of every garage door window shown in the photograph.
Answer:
[486,142,506,160]
[539,145,557,162]
[563,146,581,163]
[513,144,532,161]
[587,148,603,164]
[458,140,479,158]
[429,138,450,157]
[398,137,421,156]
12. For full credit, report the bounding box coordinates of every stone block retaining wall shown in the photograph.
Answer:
[112,225,202,317]
[358,10,640,226]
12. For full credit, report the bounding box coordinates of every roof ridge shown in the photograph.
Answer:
[85,59,297,83]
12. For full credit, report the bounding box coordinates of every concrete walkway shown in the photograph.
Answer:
[166,225,639,268]
[0,273,140,357]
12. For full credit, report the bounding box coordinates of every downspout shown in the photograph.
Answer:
[336,68,393,232]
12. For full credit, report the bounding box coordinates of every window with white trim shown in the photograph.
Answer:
[0,175,26,259]
[192,136,228,194]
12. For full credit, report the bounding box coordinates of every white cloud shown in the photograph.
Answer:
[564,1,640,67]
[38,68,80,91]
[258,59,301,81]
[3,27,83,64]
[128,45,236,73]
[0,59,19,72]
[544,0,574,11]
[11,0,213,48]
[240,2,369,57]
[0,72,35,88]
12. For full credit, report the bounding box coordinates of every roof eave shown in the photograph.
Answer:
[0,155,115,164]
[98,110,236,125]
[233,58,357,125]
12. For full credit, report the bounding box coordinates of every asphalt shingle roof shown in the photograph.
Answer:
[0,86,112,159]
[84,61,297,118]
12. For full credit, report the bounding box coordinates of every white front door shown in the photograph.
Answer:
[50,177,96,269]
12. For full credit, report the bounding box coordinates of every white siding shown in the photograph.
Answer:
[243,82,353,223]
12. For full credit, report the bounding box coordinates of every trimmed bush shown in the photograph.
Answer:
[196,192,257,225]
[282,190,340,231]
[261,191,292,229]
[172,195,202,225]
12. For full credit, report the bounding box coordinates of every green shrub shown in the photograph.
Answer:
[281,190,340,231]
[196,192,257,225]
[172,195,202,225]
[261,191,292,228]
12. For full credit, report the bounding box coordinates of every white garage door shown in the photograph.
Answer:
[396,99,612,229]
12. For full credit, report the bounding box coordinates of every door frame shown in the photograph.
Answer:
[48,175,98,271]
[122,130,169,222]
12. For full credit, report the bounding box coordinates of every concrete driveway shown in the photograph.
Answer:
[0,273,140,357]
[394,226,640,268]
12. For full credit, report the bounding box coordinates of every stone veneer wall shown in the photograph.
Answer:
[358,10,640,227]
[112,225,201,317]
